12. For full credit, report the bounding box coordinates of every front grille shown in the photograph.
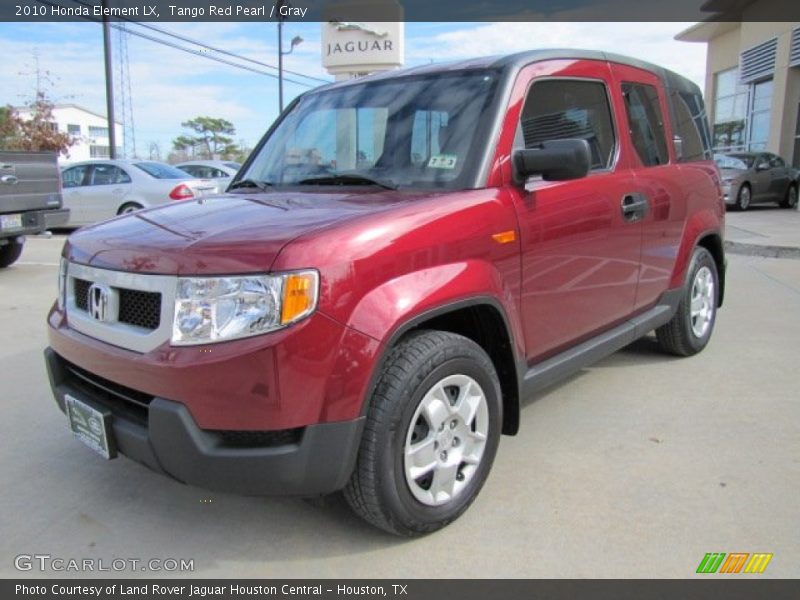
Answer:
[118,289,161,330]
[64,360,153,426]
[71,277,161,331]
[216,429,303,448]
[74,278,91,311]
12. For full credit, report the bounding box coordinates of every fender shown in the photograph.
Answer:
[669,208,724,290]
[344,259,524,356]
[335,261,526,433]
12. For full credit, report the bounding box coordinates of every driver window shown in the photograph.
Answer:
[518,79,616,170]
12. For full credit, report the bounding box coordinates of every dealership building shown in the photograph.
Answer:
[677,18,800,166]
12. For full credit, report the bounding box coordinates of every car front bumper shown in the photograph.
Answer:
[45,347,365,496]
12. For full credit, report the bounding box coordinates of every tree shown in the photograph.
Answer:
[14,91,75,154]
[0,106,21,150]
[172,116,239,159]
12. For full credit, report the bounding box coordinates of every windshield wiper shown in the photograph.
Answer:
[297,174,397,190]
[228,178,273,192]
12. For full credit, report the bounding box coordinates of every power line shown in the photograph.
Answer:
[108,23,317,87]
[131,21,331,84]
[65,0,329,85]
[35,0,323,87]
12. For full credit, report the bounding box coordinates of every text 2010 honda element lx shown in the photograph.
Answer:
[46,50,725,535]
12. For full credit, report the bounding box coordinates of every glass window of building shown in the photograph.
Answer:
[747,79,773,151]
[712,68,749,152]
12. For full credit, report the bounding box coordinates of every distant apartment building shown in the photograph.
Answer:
[677,16,800,166]
[15,103,123,162]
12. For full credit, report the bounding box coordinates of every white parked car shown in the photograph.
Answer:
[60,160,220,227]
[174,160,241,183]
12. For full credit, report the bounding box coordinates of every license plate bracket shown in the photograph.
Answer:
[65,394,117,460]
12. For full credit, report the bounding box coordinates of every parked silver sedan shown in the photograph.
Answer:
[715,152,799,211]
[60,160,220,227]
[174,160,241,184]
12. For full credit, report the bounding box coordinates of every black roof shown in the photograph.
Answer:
[314,48,701,96]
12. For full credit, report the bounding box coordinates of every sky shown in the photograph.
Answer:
[0,21,707,159]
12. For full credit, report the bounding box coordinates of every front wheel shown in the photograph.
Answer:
[344,330,502,536]
[656,246,719,357]
[735,184,751,211]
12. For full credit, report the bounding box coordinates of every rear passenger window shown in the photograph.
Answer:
[671,90,712,162]
[623,83,669,167]
[519,79,616,170]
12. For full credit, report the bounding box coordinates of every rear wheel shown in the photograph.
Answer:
[656,247,718,357]
[118,202,143,215]
[344,330,502,536]
[779,184,797,209]
[735,184,751,211]
[0,240,24,268]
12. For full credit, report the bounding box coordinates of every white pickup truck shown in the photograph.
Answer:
[0,151,69,267]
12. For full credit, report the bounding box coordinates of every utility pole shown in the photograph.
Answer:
[102,0,117,158]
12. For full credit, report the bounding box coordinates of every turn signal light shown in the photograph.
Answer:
[281,272,318,325]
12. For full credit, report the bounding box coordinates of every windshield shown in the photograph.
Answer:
[714,153,753,170]
[134,161,195,179]
[241,71,500,190]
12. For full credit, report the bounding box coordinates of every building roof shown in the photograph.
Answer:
[675,21,740,43]
[14,102,122,126]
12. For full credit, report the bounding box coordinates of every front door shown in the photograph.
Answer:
[505,60,643,362]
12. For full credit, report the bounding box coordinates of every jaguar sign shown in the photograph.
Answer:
[321,1,404,79]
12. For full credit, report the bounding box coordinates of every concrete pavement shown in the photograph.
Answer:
[725,206,800,259]
[0,236,798,578]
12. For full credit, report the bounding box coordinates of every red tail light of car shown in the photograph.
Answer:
[169,184,195,201]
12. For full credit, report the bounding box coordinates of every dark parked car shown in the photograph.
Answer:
[46,49,725,536]
[715,152,798,210]
[0,151,69,267]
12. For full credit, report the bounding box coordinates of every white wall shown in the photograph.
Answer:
[16,104,123,163]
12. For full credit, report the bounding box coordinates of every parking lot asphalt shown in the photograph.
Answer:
[1,235,798,578]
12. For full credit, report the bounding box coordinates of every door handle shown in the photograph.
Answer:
[621,193,648,222]
[0,175,18,185]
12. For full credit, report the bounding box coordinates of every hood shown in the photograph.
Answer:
[66,190,431,274]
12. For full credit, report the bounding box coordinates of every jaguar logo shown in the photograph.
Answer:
[87,283,111,322]
[330,20,388,37]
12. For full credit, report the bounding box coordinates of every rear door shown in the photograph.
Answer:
[767,154,791,200]
[611,63,685,311]
[506,60,643,361]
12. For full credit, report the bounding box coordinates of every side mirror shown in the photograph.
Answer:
[513,139,591,184]
[756,162,770,171]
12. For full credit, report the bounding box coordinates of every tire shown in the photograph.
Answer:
[735,184,751,211]
[118,202,143,215]
[779,184,797,209]
[0,240,24,268]
[656,247,719,357]
[344,330,502,536]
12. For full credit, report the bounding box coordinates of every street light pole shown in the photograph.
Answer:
[277,1,303,113]
[278,19,284,112]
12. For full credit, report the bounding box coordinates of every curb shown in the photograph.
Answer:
[725,240,800,260]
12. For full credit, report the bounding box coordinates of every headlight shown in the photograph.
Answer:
[171,270,319,345]
[57,257,67,310]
